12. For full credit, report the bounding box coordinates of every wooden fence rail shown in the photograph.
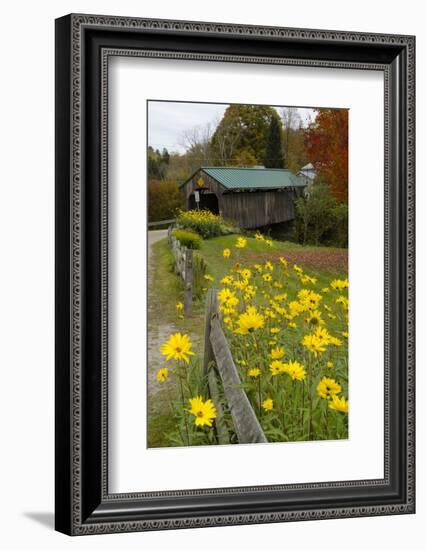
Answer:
[168,226,193,314]
[148,218,176,228]
[203,289,267,444]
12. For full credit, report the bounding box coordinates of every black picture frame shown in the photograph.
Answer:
[55,13,415,535]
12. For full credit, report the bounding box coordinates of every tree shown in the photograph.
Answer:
[280,108,309,172]
[294,182,348,247]
[264,115,284,168]
[304,109,349,202]
[210,105,278,166]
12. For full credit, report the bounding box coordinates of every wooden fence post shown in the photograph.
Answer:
[203,289,217,375]
[167,224,172,244]
[183,249,193,315]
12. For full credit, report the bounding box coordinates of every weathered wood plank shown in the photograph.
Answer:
[207,367,230,445]
[209,314,267,444]
[202,289,217,375]
[184,249,193,315]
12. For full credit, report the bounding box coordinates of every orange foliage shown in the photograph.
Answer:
[305,109,348,203]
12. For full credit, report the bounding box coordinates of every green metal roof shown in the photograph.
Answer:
[200,167,306,191]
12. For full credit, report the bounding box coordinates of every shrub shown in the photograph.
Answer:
[294,183,348,248]
[173,229,202,250]
[148,179,183,222]
[177,209,233,239]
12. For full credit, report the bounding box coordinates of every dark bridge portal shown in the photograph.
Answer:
[188,192,219,215]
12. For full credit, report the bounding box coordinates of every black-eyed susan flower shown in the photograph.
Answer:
[317,377,342,399]
[302,334,327,356]
[328,395,349,413]
[262,398,273,411]
[270,327,280,334]
[327,361,334,368]
[187,396,217,427]
[156,367,169,383]
[235,237,247,249]
[270,346,285,360]
[175,302,184,312]
[262,273,272,283]
[235,306,265,335]
[269,360,285,376]
[284,360,306,381]
[248,367,261,378]
[160,332,195,363]
[204,274,214,282]
[223,248,231,258]
[330,278,349,291]
[218,288,239,308]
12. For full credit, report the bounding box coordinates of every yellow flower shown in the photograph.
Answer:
[235,237,247,249]
[160,332,195,363]
[328,395,349,413]
[302,334,327,356]
[279,257,288,268]
[330,278,349,291]
[327,361,334,368]
[218,288,239,308]
[336,295,349,310]
[304,310,324,326]
[248,367,261,378]
[270,327,280,334]
[175,302,184,311]
[156,367,169,383]
[269,360,285,376]
[317,377,342,399]
[300,274,317,285]
[265,239,273,247]
[270,346,285,360]
[235,306,265,335]
[262,398,273,411]
[288,322,297,329]
[322,287,330,293]
[262,273,272,282]
[298,289,322,310]
[187,396,217,427]
[341,331,349,338]
[265,260,274,271]
[223,248,231,258]
[254,232,265,241]
[254,263,263,273]
[221,275,234,285]
[240,268,252,280]
[284,361,306,381]
[293,264,303,274]
[204,274,214,282]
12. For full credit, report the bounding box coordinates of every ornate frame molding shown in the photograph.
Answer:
[55,14,415,535]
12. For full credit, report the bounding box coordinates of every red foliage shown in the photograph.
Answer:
[305,109,348,203]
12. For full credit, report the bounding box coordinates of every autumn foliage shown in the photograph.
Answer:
[305,109,348,202]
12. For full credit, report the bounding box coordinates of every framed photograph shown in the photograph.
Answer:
[55,14,415,535]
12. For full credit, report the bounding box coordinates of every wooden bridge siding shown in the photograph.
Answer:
[181,171,225,211]
[181,169,299,229]
[221,189,295,229]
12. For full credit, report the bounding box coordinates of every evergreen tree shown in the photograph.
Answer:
[264,115,284,168]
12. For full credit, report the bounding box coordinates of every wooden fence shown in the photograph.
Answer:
[168,226,193,314]
[203,289,267,444]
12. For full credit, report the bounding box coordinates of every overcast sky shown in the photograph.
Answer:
[148,101,316,155]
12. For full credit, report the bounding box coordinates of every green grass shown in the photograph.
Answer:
[147,233,348,446]
[199,235,347,288]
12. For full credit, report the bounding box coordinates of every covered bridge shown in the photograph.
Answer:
[180,166,306,229]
